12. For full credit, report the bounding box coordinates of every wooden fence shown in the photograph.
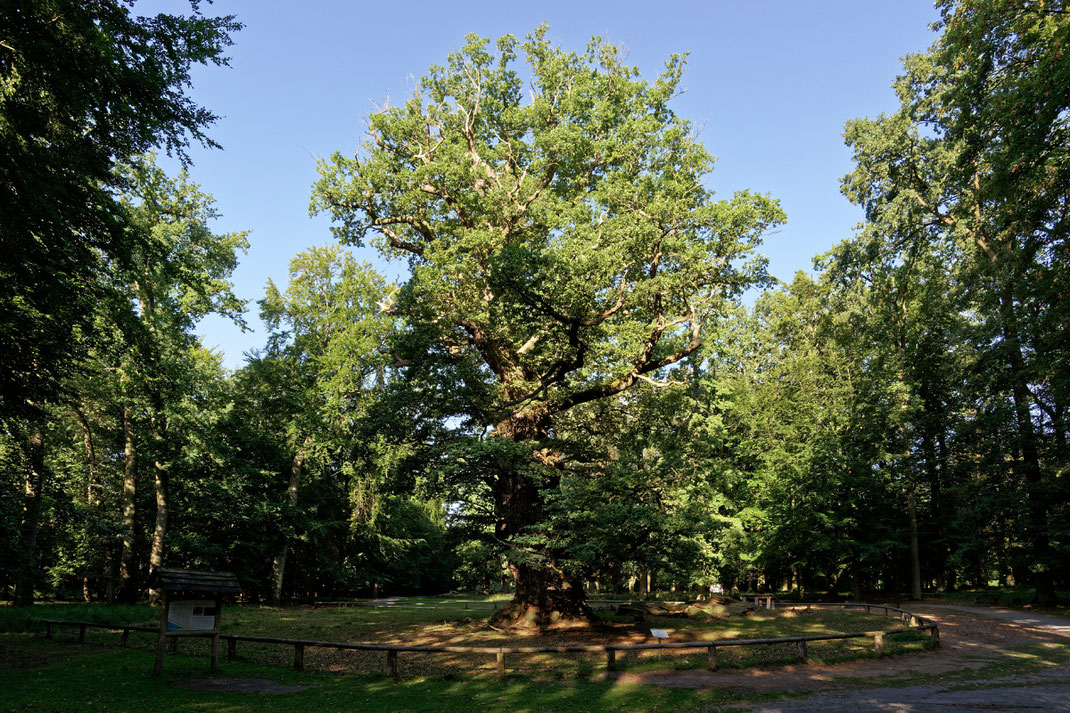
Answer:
[40,602,938,682]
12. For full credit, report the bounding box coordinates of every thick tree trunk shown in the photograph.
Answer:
[147,455,168,599]
[147,398,168,602]
[270,447,306,607]
[118,404,138,603]
[13,427,48,607]
[488,413,593,629]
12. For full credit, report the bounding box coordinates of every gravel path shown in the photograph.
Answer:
[740,604,1070,712]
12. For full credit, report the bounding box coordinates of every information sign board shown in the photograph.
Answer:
[166,600,218,631]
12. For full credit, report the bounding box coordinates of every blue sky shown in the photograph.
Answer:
[146,0,941,369]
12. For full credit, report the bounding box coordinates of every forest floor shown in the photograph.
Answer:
[0,598,1067,712]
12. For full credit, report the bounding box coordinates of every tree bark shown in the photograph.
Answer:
[118,403,138,603]
[147,397,168,602]
[14,426,49,607]
[487,413,592,629]
[74,408,102,601]
[922,428,952,592]
[270,447,307,607]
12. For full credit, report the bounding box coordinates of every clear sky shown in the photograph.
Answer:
[144,0,942,369]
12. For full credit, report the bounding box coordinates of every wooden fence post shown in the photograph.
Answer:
[796,641,807,663]
[707,645,718,671]
[210,634,220,673]
[153,597,168,678]
[606,648,616,672]
[929,626,940,649]
[496,651,505,679]
[874,634,884,656]
[386,650,398,682]
[227,637,237,661]
[293,643,305,671]
[120,628,129,647]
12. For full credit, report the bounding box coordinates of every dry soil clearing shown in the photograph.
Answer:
[622,604,1070,712]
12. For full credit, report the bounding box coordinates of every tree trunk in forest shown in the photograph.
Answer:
[999,291,1058,606]
[118,404,138,603]
[270,447,307,607]
[908,487,922,600]
[922,429,951,592]
[890,329,924,603]
[147,400,168,602]
[74,408,102,601]
[13,427,48,607]
[487,413,593,629]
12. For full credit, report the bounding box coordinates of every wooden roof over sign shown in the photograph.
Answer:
[154,568,242,595]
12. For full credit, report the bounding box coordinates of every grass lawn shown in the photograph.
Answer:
[0,597,935,713]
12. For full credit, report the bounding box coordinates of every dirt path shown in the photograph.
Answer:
[620,603,1070,707]
[742,667,1070,712]
[915,604,1070,636]
[737,602,1070,711]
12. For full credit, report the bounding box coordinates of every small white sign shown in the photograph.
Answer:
[650,628,669,639]
[167,600,217,631]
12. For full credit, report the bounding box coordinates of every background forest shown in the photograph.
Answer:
[2,0,1067,614]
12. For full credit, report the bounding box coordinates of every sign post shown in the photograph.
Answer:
[151,568,241,677]
[650,628,669,660]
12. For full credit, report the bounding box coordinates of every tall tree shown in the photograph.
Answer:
[0,0,240,420]
[116,157,247,597]
[258,245,393,605]
[841,0,1069,603]
[313,26,783,626]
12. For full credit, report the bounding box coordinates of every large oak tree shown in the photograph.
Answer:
[314,27,783,627]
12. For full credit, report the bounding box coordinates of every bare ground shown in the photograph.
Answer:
[617,603,1070,711]
[618,604,1070,691]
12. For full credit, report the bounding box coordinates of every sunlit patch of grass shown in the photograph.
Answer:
[0,637,786,713]
[2,599,929,683]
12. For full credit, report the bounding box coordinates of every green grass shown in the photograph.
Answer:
[3,635,1066,713]
[0,637,781,713]
[1,601,932,676]
[0,602,156,633]
[0,599,945,713]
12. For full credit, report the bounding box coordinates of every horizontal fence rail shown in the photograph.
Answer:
[39,602,938,682]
